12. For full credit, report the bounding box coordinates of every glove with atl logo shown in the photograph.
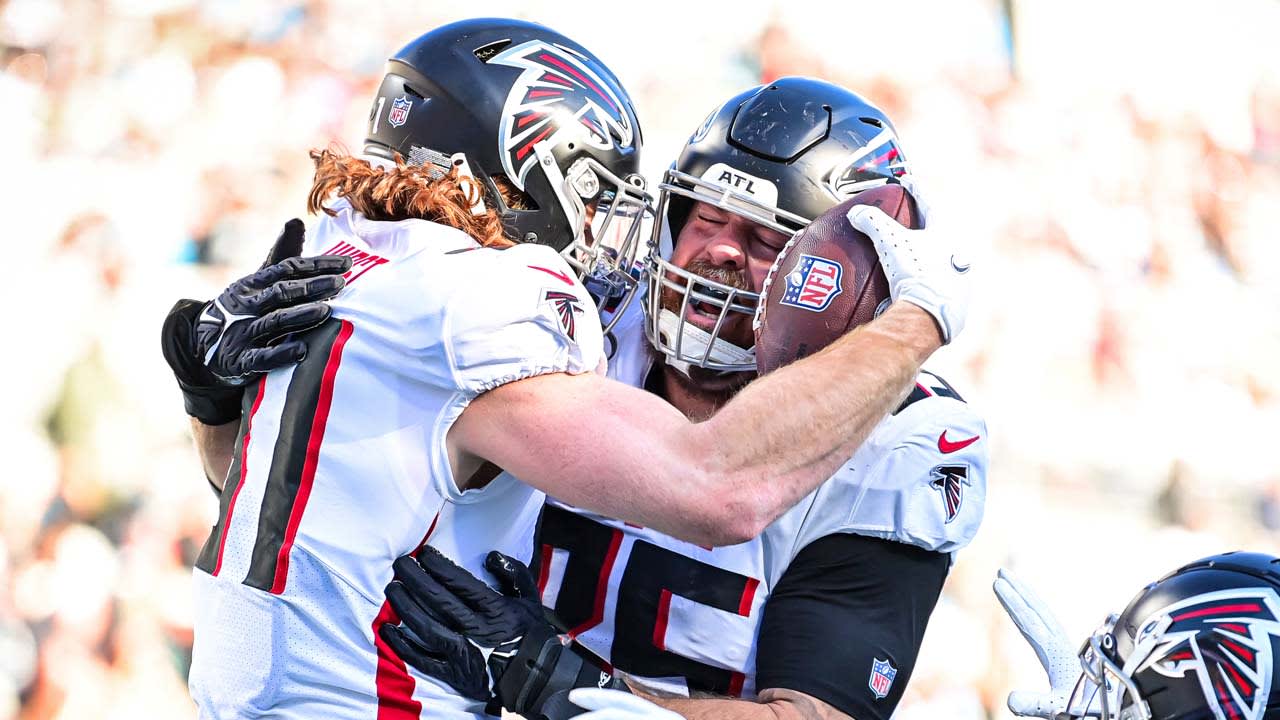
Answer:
[160,219,351,425]
[381,546,629,720]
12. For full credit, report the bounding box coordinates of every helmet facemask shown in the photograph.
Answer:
[644,168,809,375]
[535,142,653,331]
[1067,614,1155,720]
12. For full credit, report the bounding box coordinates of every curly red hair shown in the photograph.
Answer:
[307,147,515,248]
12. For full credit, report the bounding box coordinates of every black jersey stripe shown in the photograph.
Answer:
[244,319,352,593]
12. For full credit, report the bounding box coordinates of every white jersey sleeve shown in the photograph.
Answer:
[790,391,988,558]
[444,244,604,394]
[430,243,605,502]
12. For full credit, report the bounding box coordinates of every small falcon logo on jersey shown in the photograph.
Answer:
[544,290,583,341]
[930,464,970,524]
[387,95,412,128]
[869,658,897,699]
[491,40,634,190]
[781,254,843,312]
[1133,587,1280,720]
[825,127,909,198]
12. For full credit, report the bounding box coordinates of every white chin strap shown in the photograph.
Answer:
[657,309,756,376]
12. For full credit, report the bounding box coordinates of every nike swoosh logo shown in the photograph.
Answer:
[528,265,574,286]
[951,255,971,273]
[938,430,980,454]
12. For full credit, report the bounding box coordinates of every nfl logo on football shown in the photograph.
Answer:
[388,95,413,128]
[868,657,897,699]
[780,254,843,312]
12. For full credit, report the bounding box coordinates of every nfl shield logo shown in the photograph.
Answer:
[868,657,897,699]
[388,95,413,128]
[780,254,843,312]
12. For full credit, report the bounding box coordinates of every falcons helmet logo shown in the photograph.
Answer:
[825,127,909,198]
[930,464,969,524]
[490,40,635,190]
[1134,587,1280,720]
[543,289,583,341]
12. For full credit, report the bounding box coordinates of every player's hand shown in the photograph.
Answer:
[160,220,351,424]
[195,220,351,384]
[567,688,681,719]
[847,176,971,344]
[381,546,628,719]
[994,568,1083,718]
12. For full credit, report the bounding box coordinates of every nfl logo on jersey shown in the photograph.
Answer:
[388,95,413,128]
[868,657,897,699]
[780,254,843,312]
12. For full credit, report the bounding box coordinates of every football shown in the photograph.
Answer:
[754,183,921,375]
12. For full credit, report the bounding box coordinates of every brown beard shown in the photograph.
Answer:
[659,260,749,311]
[659,260,755,348]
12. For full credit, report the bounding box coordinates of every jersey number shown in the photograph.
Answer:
[530,504,759,696]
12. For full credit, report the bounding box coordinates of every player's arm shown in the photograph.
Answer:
[452,301,937,548]
[192,419,238,492]
[630,687,849,719]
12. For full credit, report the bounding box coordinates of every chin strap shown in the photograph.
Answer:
[656,308,755,376]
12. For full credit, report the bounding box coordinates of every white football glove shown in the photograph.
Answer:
[847,175,971,344]
[993,568,1084,719]
[568,688,683,719]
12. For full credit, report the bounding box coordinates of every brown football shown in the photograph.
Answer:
[755,183,921,375]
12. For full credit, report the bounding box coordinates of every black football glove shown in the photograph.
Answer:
[160,219,352,425]
[381,547,628,720]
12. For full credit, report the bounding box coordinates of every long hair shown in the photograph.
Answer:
[307,147,515,248]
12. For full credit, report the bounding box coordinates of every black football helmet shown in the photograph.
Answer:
[1068,552,1280,720]
[644,76,908,373]
[363,18,652,323]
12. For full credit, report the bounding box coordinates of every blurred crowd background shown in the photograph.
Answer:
[2,0,1277,717]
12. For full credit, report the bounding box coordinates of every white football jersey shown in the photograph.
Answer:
[536,313,988,698]
[188,200,600,719]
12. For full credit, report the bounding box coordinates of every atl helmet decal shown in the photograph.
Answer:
[930,464,970,523]
[1133,587,1280,720]
[543,289,583,340]
[491,40,635,190]
[824,127,909,198]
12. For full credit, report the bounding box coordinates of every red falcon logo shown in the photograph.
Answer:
[930,464,969,524]
[1133,587,1280,720]
[543,290,584,341]
[490,40,635,190]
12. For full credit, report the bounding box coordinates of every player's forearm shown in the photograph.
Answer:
[638,687,850,720]
[191,418,238,492]
[689,302,938,540]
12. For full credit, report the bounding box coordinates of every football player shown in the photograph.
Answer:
[375,78,987,720]
[997,552,1280,720]
[159,19,970,720]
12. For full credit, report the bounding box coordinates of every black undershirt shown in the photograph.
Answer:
[756,533,949,719]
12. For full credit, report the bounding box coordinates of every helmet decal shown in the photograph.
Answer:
[492,40,635,190]
[824,127,909,199]
[1134,587,1280,720]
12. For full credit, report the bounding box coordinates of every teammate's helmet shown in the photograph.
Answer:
[644,76,908,373]
[1068,552,1280,720]
[364,18,651,320]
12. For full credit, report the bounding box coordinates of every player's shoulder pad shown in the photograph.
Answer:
[797,372,987,556]
[444,244,605,396]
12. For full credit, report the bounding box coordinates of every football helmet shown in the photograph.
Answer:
[1069,552,1280,720]
[364,18,652,323]
[645,76,908,373]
